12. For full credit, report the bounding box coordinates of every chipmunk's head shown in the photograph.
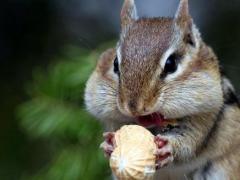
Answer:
[115,0,223,119]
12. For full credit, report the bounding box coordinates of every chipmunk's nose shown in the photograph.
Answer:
[126,99,147,116]
[128,100,137,113]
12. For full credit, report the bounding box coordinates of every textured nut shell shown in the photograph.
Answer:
[110,125,157,180]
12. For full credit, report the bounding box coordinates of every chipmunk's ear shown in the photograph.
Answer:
[121,0,138,30]
[174,0,191,26]
[174,0,197,46]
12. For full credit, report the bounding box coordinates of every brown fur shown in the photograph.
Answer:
[119,18,174,115]
[85,0,240,179]
[96,48,116,76]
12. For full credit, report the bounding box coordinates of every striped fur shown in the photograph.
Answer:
[84,0,240,179]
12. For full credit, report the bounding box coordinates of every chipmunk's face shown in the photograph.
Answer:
[114,0,223,121]
[85,0,223,128]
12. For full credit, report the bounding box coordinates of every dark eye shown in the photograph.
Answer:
[113,57,119,74]
[163,54,179,74]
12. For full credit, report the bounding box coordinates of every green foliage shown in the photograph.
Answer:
[18,44,115,180]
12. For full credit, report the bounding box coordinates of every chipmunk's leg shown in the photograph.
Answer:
[154,135,174,169]
[100,132,115,158]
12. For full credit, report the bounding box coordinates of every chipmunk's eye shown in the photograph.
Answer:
[163,53,178,74]
[113,57,119,74]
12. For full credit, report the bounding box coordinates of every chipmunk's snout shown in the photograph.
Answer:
[117,75,160,117]
[118,97,153,117]
[127,99,145,116]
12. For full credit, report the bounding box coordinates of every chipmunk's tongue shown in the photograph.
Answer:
[136,113,165,128]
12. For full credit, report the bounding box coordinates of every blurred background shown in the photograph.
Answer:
[0,0,239,179]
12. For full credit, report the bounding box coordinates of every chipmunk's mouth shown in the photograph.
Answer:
[136,113,165,128]
[135,113,179,135]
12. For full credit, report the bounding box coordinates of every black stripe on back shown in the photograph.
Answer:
[224,88,240,106]
[201,160,213,180]
[199,105,225,151]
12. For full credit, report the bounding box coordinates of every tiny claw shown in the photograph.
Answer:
[155,144,172,156]
[100,141,114,157]
[156,156,174,169]
[100,132,115,158]
[103,132,115,144]
[154,135,167,148]
[154,134,173,170]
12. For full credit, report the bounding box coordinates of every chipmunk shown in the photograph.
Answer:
[85,0,240,179]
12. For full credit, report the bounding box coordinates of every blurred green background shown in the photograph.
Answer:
[0,0,239,179]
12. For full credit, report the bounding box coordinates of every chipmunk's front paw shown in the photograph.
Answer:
[100,132,115,158]
[154,135,174,169]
